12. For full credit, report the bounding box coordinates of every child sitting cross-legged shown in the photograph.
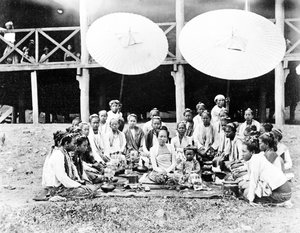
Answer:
[178,145,202,189]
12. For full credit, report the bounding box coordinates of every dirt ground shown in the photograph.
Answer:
[0,123,299,233]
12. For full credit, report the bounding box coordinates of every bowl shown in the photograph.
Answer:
[215,171,227,180]
[100,183,116,193]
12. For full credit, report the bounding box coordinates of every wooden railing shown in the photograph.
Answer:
[0,18,298,72]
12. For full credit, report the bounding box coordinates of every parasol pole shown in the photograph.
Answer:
[274,0,285,126]
[171,0,185,122]
[119,74,125,102]
[77,0,90,122]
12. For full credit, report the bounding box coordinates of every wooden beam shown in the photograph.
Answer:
[274,0,285,126]
[78,0,90,122]
[31,71,39,125]
[173,0,185,123]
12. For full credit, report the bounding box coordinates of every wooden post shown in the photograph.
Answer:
[31,71,39,125]
[78,0,90,122]
[35,29,39,62]
[274,0,285,125]
[172,0,185,122]
[18,79,25,123]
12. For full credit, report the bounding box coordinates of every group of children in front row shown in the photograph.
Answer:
[41,96,293,206]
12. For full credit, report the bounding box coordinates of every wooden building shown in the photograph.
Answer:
[0,0,299,125]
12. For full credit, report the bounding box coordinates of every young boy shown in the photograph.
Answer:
[107,100,123,126]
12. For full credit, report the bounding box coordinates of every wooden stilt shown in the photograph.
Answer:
[274,0,285,126]
[172,0,185,122]
[31,71,39,125]
[78,0,90,122]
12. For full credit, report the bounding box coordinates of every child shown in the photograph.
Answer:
[107,100,123,127]
[211,94,226,124]
[272,128,292,170]
[170,121,193,169]
[193,110,215,161]
[179,146,201,184]
[193,102,206,131]
[124,114,148,168]
[104,118,127,170]
[259,132,283,170]
[98,110,109,135]
[241,137,291,206]
[144,116,162,154]
[238,108,261,136]
[183,108,194,137]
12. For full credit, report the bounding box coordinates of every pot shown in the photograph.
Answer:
[101,183,116,193]
[222,180,239,197]
[202,171,214,182]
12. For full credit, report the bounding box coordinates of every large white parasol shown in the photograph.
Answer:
[86,12,168,75]
[179,9,286,80]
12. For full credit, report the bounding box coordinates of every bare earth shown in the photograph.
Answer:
[0,124,299,233]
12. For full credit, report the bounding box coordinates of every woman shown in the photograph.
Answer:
[193,110,215,160]
[148,127,177,184]
[42,133,91,198]
[259,132,283,170]
[124,114,148,167]
[241,137,291,206]
[104,118,127,170]
[238,108,261,136]
[143,116,162,154]
[272,128,292,170]
[193,102,206,131]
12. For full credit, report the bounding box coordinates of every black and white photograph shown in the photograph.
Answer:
[0,0,299,232]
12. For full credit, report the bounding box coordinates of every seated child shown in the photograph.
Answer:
[272,128,292,170]
[178,146,201,186]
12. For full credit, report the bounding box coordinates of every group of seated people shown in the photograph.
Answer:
[41,95,293,206]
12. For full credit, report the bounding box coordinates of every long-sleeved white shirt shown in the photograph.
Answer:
[277,142,292,170]
[238,120,261,136]
[88,129,105,163]
[247,152,287,202]
[104,130,126,156]
[42,148,81,188]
